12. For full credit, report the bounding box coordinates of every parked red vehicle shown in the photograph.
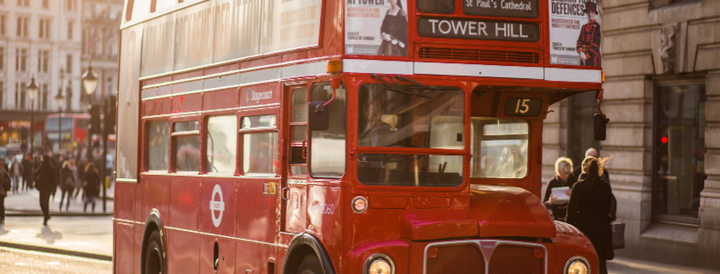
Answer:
[115,0,604,273]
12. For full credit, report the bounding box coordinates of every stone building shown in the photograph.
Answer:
[80,0,123,106]
[543,0,720,269]
[0,0,83,148]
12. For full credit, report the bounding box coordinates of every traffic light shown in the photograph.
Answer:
[90,104,101,135]
[105,95,116,134]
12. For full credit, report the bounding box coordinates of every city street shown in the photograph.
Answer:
[0,188,718,272]
[0,247,112,274]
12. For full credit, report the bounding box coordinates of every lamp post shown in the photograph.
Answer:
[27,76,39,155]
[83,64,106,212]
[83,64,98,161]
[55,68,66,153]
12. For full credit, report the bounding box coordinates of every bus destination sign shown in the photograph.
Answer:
[463,0,539,18]
[417,17,539,42]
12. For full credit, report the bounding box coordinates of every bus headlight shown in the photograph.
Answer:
[364,253,395,274]
[563,256,589,274]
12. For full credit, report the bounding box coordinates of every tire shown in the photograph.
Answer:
[144,230,165,274]
[297,254,323,274]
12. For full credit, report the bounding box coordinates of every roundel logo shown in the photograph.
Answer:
[245,90,252,105]
[210,184,225,227]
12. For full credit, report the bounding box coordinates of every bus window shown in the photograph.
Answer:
[417,0,454,14]
[206,116,237,174]
[147,121,169,171]
[470,118,529,178]
[240,115,278,176]
[309,84,347,178]
[289,88,308,175]
[357,154,463,187]
[172,120,200,172]
[357,84,464,148]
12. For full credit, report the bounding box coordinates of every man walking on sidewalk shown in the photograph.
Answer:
[10,158,23,194]
[34,155,57,225]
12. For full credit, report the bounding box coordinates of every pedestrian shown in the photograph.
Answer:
[34,155,58,225]
[569,147,609,186]
[74,158,87,199]
[566,157,614,274]
[59,161,76,212]
[83,162,100,213]
[543,157,574,221]
[9,158,23,193]
[22,154,33,190]
[0,158,11,224]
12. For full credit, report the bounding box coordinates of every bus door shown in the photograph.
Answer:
[281,85,309,235]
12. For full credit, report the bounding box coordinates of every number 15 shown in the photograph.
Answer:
[515,99,530,114]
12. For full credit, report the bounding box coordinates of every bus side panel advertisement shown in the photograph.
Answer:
[117,24,143,181]
[345,0,409,56]
[548,0,602,67]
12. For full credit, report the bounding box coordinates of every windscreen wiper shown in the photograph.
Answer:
[371,74,432,98]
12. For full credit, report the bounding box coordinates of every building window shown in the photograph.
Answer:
[0,82,4,108]
[38,50,49,73]
[16,16,28,37]
[15,48,27,71]
[1,14,6,36]
[42,0,48,9]
[67,21,73,40]
[66,54,72,73]
[39,19,50,39]
[41,84,48,110]
[66,0,77,11]
[16,0,28,7]
[653,80,706,222]
[65,83,72,111]
[0,46,4,70]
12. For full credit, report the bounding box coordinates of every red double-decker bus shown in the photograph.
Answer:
[115,0,605,273]
[44,113,90,153]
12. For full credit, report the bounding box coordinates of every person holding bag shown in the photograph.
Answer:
[566,157,614,274]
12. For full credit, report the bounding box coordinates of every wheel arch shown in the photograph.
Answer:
[140,209,166,274]
[282,233,336,274]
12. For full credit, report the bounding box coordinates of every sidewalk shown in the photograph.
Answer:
[4,185,114,215]
[0,187,115,261]
[0,216,113,261]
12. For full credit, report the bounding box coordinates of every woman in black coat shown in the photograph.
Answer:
[59,161,75,212]
[83,163,100,213]
[566,157,613,274]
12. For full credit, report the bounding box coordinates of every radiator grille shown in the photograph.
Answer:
[487,245,544,274]
[418,47,540,64]
[426,244,485,274]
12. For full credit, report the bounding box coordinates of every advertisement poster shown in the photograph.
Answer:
[345,0,409,56]
[548,0,601,67]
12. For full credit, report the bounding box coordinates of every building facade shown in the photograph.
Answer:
[543,0,720,269]
[81,0,122,106]
[0,0,83,149]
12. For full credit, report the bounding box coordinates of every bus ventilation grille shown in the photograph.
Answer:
[426,244,485,274]
[418,47,540,64]
[488,245,544,274]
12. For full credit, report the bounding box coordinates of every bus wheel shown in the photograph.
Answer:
[297,254,322,274]
[144,230,165,274]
